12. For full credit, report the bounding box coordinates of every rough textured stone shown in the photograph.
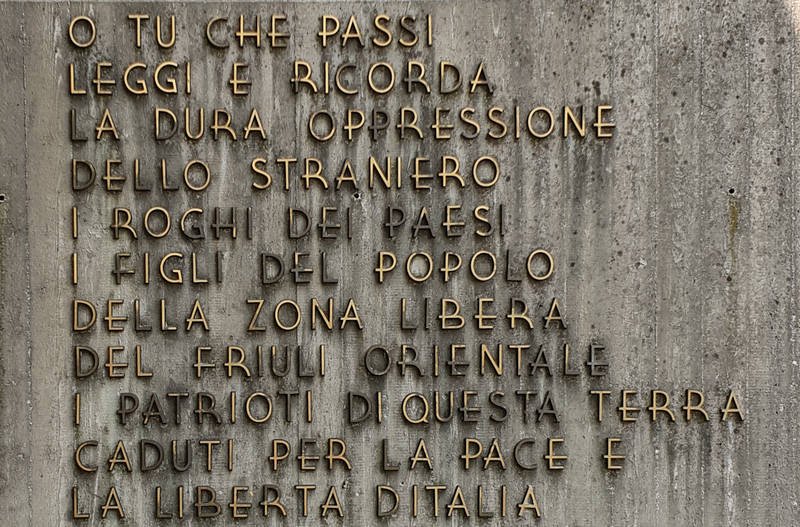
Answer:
[0,1,799,525]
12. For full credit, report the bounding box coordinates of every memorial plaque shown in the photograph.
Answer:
[0,0,797,525]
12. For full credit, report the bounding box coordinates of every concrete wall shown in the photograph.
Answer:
[1,1,798,525]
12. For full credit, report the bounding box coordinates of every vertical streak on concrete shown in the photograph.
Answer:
[0,2,32,525]
[790,1,800,523]
[23,3,72,525]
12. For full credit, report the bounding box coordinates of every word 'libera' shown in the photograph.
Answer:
[70,296,567,333]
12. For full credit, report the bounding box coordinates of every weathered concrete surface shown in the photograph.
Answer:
[1,0,799,525]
